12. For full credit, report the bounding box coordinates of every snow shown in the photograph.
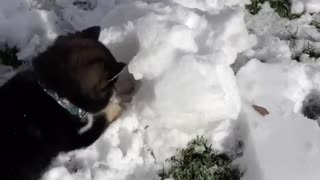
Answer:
[1,0,320,180]
[291,0,320,14]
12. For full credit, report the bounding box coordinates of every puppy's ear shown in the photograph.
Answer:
[80,26,101,40]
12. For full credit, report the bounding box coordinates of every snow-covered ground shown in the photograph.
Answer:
[1,0,320,180]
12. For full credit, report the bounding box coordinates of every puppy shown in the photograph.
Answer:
[0,26,125,180]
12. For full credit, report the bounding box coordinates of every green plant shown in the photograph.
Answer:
[291,43,320,62]
[159,136,242,180]
[246,0,266,15]
[0,45,21,68]
[310,20,320,32]
[246,0,301,19]
[302,43,320,59]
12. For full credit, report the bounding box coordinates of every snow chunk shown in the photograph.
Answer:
[237,60,312,113]
[42,167,74,180]
[171,0,249,13]
[291,0,320,14]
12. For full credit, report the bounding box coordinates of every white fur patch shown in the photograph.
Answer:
[78,114,94,134]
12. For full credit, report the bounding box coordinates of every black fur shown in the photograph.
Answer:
[0,26,125,180]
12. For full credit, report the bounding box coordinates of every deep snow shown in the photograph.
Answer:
[0,0,320,180]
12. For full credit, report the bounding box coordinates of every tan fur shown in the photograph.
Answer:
[99,66,136,124]
[102,101,123,123]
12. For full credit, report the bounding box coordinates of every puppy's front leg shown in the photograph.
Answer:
[68,100,123,151]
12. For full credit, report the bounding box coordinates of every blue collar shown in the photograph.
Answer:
[41,87,88,119]
[37,65,124,119]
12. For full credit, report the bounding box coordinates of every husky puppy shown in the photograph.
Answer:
[0,26,125,180]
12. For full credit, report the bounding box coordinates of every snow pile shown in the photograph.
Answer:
[126,2,250,162]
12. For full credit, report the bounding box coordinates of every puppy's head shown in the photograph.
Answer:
[33,26,126,113]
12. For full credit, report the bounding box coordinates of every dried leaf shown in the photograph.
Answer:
[252,104,269,116]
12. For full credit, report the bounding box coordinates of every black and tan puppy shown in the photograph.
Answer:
[0,26,125,180]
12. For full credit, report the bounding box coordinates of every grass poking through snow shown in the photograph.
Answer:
[159,136,242,180]
[246,0,301,19]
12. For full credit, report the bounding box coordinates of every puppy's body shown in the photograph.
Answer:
[0,27,125,180]
[1,70,107,180]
